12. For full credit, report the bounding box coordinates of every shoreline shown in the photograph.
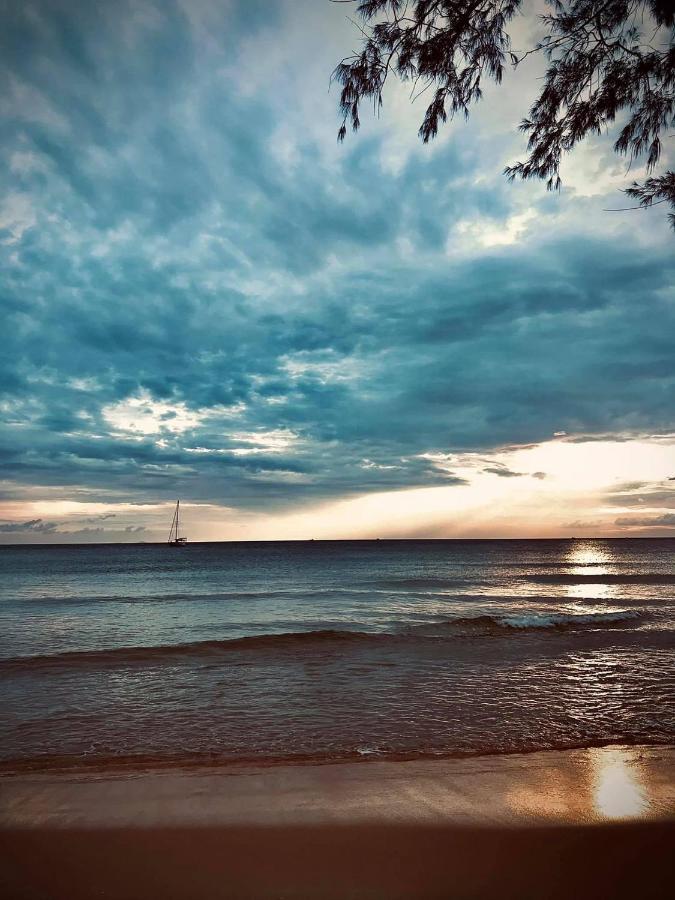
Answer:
[1,737,673,779]
[2,744,673,828]
[0,745,675,900]
[1,744,673,899]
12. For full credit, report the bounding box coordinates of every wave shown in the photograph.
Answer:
[362,577,466,590]
[405,610,642,636]
[8,587,378,606]
[0,610,647,672]
[363,573,675,592]
[9,573,673,607]
[0,629,383,671]
[527,573,675,585]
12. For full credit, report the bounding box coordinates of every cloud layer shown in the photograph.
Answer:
[1,0,673,540]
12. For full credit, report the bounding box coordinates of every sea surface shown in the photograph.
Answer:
[0,539,673,772]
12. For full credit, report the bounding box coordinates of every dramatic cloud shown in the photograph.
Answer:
[0,518,58,534]
[0,515,145,541]
[1,0,673,541]
[615,514,675,528]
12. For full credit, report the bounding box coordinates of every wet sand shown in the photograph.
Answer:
[1,745,674,899]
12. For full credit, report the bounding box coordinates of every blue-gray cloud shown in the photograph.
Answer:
[1,0,674,521]
[603,481,675,509]
[615,514,675,527]
[0,519,59,534]
[0,517,145,541]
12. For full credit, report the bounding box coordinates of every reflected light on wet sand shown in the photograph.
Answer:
[590,747,649,820]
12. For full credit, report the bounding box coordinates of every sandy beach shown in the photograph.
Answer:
[1,744,673,898]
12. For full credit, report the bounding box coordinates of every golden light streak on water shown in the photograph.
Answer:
[565,541,615,574]
[566,582,617,600]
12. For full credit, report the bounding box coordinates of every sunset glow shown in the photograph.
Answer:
[1,435,672,542]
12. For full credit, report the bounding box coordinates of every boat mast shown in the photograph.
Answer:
[176,500,180,541]
[168,500,179,543]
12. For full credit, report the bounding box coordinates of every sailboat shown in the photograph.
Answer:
[167,500,187,546]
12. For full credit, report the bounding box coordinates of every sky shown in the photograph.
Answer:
[1,0,674,543]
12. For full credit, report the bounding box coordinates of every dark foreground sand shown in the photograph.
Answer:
[3,821,675,900]
[1,745,673,899]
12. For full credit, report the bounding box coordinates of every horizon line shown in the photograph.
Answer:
[1,535,674,548]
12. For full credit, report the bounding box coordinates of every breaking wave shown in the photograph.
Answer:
[406,610,641,636]
[0,610,645,672]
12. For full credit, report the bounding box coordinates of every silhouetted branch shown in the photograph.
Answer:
[624,171,675,227]
[331,1,675,229]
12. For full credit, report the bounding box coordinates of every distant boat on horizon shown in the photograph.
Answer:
[167,500,187,547]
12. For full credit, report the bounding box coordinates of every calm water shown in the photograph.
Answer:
[0,539,673,771]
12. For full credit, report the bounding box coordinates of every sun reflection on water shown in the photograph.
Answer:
[564,542,618,601]
[566,582,617,600]
[565,541,616,575]
[590,747,649,819]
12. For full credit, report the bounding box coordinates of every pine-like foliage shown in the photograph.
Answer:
[625,172,675,228]
[333,1,675,228]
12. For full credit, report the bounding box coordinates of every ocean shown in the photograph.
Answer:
[0,539,673,772]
